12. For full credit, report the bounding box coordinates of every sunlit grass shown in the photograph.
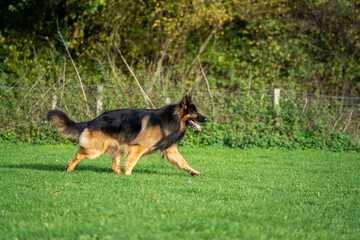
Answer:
[0,143,359,239]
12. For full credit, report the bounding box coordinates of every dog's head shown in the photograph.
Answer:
[178,94,207,131]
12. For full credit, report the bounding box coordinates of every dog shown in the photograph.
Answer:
[47,94,207,176]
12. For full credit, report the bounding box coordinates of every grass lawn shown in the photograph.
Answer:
[0,143,359,239]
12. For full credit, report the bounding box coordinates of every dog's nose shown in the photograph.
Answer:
[204,117,208,122]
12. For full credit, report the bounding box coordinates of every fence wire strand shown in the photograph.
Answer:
[0,85,359,141]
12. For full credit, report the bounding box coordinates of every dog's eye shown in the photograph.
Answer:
[189,105,196,112]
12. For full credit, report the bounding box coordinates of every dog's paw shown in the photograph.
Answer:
[65,165,72,172]
[124,170,132,176]
[113,169,124,175]
[189,170,200,177]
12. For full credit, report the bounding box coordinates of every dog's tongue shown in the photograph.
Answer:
[189,120,201,131]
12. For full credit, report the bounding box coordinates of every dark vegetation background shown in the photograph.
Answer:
[0,0,359,151]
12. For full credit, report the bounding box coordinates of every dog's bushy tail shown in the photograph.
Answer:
[47,110,86,139]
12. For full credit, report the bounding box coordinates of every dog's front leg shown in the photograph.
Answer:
[124,145,148,175]
[162,145,200,177]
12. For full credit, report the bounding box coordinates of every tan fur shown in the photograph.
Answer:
[132,127,163,152]
[162,145,200,176]
[66,129,126,173]
[65,151,86,172]
[124,145,149,175]
[65,119,166,174]
[174,105,187,131]
[182,113,198,122]
[111,151,123,174]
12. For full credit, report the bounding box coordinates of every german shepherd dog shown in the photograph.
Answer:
[47,94,207,176]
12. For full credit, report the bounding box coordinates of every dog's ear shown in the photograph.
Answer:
[187,93,193,103]
[180,94,192,109]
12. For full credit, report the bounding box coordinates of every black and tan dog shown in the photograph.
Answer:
[47,94,207,176]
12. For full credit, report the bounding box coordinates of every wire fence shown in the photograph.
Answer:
[0,84,359,146]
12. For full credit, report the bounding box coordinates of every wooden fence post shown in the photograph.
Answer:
[166,97,171,104]
[51,95,57,110]
[274,88,281,126]
[96,84,104,116]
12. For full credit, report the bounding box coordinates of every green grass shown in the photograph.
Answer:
[0,143,359,239]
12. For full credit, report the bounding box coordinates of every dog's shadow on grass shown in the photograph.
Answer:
[2,163,112,173]
[1,163,169,175]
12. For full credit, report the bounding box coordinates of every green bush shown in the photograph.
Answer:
[1,89,358,152]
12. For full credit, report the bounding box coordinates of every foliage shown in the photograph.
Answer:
[180,91,359,152]
[0,85,358,152]
[0,1,359,150]
[1,0,360,94]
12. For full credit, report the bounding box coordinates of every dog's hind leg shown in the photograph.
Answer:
[124,145,148,175]
[65,129,108,172]
[112,152,123,174]
[162,145,200,177]
[106,145,124,174]
[65,148,87,172]
[65,146,106,172]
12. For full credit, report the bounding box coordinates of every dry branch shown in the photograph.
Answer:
[29,77,64,114]
[331,113,344,134]
[114,41,155,108]
[301,97,308,115]
[198,58,215,121]
[56,20,90,114]
[97,43,130,108]
[16,71,46,113]
[0,83,17,99]
[342,110,354,132]
[187,31,214,75]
